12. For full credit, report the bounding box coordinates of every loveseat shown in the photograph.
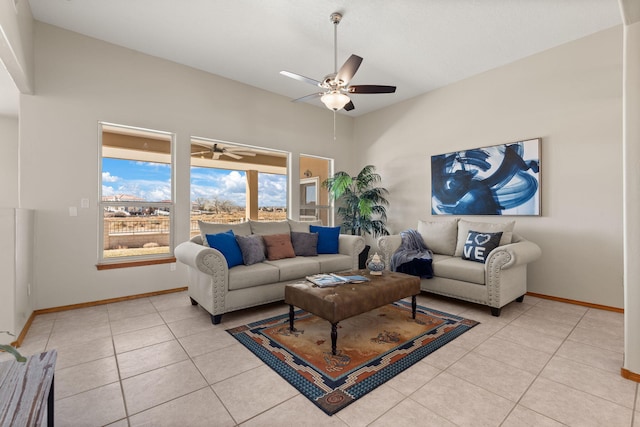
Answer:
[175,219,365,324]
[377,218,541,316]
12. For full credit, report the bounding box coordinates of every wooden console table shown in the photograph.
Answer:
[0,350,57,426]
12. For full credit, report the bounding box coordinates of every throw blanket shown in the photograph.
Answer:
[390,229,434,279]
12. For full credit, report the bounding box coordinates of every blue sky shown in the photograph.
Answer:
[102,159,286,207]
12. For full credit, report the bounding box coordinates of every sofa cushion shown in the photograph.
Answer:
[310,225,340,254]
[228,263,281,291]
[417,218,459,256]
[264,257,321,281]
[288,219,322,233]
[432,256,485,285]
[462,231,503,263]
[205,230,244,268]
[249,220,290,235]
[454,220,515,257]
[198,220,251,247]
[291,231,319,256]
[235,234,266,265]
[262,233,296,260]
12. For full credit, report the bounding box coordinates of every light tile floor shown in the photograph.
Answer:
[3,291,639,426]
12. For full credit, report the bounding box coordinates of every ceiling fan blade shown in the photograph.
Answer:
[230,151,256,157]
[344,101,355,111]
[213,153,221,160]
[280,71,322,87]
[223,152,242,160]
[335,55,363,85]
[292,93,323,103]
[347,85,397,94]
[191,150,210,156]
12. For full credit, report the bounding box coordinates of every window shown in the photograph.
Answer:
[99,123,175,265]
[300,155,333,225]
[189,138,287,237]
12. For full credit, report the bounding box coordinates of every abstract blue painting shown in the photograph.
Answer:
[431,139,541,216]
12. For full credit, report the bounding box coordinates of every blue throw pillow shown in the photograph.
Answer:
[462,230,503,263]
[309,225,340,254]
[205,230,244,268]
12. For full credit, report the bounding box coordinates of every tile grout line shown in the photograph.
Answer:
[108,299,134,426]
[145,295,239,425]
[502,306,595,426]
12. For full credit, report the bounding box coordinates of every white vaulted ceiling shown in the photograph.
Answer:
[2,0,623,117]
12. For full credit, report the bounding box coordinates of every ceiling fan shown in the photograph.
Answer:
[280,12,396,112]
[191,142,256,160]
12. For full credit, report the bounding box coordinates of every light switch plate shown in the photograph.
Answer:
[81,198,90,208]
[69,207,78,216]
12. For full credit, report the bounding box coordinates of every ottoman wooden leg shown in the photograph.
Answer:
[412,295,417,319]
[289,305,295,331]
[331,323,338,355]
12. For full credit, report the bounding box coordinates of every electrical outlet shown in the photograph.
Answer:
[81,198,90,208]
[170,263,176,271]
[69,206,77,216]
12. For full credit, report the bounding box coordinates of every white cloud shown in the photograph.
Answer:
[258,173,286,207]
[222,171,246,192]
[102,172,119,183]
[102,185,115,196]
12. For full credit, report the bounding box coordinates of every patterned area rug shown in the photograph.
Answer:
[227,301,479,415]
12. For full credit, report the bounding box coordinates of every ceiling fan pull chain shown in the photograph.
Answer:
[333,110,337,141]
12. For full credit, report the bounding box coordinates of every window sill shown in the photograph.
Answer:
[96,257,177,270]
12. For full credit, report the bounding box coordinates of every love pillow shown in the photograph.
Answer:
[462,231,503,263]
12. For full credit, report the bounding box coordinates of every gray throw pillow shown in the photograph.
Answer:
[290,232,318,257]
[235,234,266,265]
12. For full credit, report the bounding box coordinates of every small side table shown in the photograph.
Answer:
[0,349,57,426]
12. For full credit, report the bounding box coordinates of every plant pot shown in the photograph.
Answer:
[358,245,371,269]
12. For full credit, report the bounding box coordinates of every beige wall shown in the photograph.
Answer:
[19,23,355,309]
[0,116,19,207]
[354,26,624,308]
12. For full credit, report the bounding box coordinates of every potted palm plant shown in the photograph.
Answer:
[322,165,390,268]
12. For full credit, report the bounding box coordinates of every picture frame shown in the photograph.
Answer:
[431,138,541,216]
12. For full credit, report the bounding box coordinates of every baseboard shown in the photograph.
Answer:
[621,368,640,383]
[10,311,37,348]
[525,292,623,313]
[12,286,188,347]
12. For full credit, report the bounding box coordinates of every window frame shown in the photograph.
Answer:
[299,154,334,226]
[97,122,176,267]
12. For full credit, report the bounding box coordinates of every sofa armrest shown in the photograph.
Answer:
[175,241,229,277]
[338,234,366,256]
[338,234,366,270]
[486,240,542,271]
[377,235,403,270]
[484,239,541,308]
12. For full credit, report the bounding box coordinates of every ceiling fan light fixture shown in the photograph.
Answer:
[321,91,350,111]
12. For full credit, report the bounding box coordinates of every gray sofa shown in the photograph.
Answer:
[175,219,365,324]
[377,218,541,316]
